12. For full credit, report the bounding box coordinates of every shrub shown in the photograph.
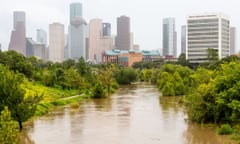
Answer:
[217,124,233,135]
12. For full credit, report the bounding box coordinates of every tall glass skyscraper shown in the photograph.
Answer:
[162,18,177,58]
[102,23,111,36]
[68,2,87,60]
[9,11,26,56]
[70,3,82,21]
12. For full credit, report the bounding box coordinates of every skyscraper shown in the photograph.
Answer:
[49,23,64,62]
[187,13,230,63]
[88,19,103,62]
[102,23,111,36]
[230,27,237,55]
[162,18,177,58]
[70,3,82,21]
[9,11,26,55]
[181,25,186,54]
[116,16,130,50]
[68,2,88,60]
[36,29,47,46]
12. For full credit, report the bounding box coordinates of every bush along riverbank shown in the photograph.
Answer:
[136,56,240,143]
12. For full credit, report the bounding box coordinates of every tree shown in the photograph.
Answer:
[0,107,19,144]
[207,48,218,62]
[0,65,42,130]
[177,53,190,67]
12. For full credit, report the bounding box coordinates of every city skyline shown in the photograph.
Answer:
[0,0,240,56]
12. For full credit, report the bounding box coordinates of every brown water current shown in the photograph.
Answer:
[27,84,235,144]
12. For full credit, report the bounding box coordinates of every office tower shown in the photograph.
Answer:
[102,23,111,36]
[36,29,47,46]
[162,18,177,58]
[88,19,103,62]
[230,27,237,55]
[9,11,26,55]
[26,38,45,59]
[187,13,230,63]
[181,25,186,54]
[68,2,88,60]
[70,3,82,21]
[116,16,130,50]
[49,23,64,62]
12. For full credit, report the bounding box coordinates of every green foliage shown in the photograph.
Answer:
[0,107,19,144]
[157,64,192,96]
[217,124,233,135]
[115,68,138,84]
[0,65,42,130]
[91,82,107,99]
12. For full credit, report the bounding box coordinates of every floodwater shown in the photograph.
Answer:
[27,84,235,144]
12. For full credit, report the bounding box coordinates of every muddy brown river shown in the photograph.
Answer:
[27,84,235,144]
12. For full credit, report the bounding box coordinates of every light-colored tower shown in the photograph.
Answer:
[230,27,237,55]
[186,13,230,63]
[9,11,26,55]
[88,19,103,62]
[116,16,130,50]
[162,17,177,58]
[181,25,186,54]
[49,23,64,62]
[68,2,88,60]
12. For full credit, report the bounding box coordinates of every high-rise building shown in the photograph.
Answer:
[49,23,64,62]
[9,11,26,55]
[181,25,186,54]
[70,3,82,21]
[102,23,111,36]
[230,27,237,55]
[36,29,47,46]
[68,2,88,60]
[88,19,103,62]
[116,16,130,50]
[186,13,230,63]
[162,18,177,58]
[26,38,45,60]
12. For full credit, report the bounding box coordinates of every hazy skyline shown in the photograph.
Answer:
[0,0,239,55]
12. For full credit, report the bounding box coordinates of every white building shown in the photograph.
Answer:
[186,13,230,63]
[49,23,64,62]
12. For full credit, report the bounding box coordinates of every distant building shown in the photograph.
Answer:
[230,27,237,55]
[49,23,64,62]
[116,16,130,50]
[88,19,103,63]
[103,50,142,67]
[142,50,161,62]
[36,29,47,46]
[103,50,161,67]
[102,23,111,36]
[187,13,230,63]
[162,18,177,58]
[68,2,88,60]
[9,11,26,56]
[133,44,140,51]
[26,38,46,60]
[181,25,186,54]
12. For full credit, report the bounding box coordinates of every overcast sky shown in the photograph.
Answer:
[0,0,239,54]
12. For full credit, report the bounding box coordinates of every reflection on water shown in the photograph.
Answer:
[27,84,235,144]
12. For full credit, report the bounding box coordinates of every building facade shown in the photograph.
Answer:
[49,23,64,62]
[230,27,237,55]
[102,23,111,36]
[181,25,186,54]
[68,2,88,60]
[9,11,26,55]
[88,19,103,63]
[186,13,230,63]
[116,16,130,50]
[162,18,177,58]
[26,38,45,59]
[36,29,47,46]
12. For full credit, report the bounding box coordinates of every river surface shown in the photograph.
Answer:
[27,84,235,144]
